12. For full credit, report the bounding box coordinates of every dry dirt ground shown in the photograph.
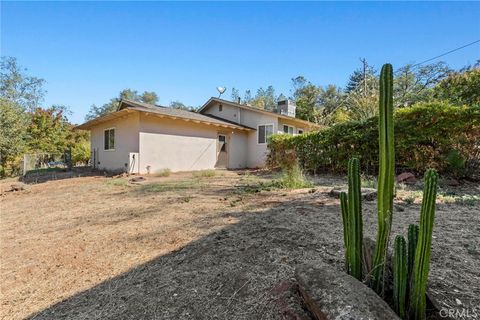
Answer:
[0,170,479,320]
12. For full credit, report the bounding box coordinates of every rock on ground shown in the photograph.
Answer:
[296,262,400,320]
[396,172,416,184]
[330,188,377,201]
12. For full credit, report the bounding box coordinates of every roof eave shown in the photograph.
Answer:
[75,109,133,130]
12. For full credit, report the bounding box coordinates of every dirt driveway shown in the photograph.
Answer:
[1,171,479,319]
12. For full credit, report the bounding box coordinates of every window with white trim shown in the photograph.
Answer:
[283,125,294,135]
[258,124,273,144]
[104,128,115,150]
[297,128,304,134]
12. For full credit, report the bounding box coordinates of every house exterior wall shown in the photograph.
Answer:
[90,112,140,172]
[228,131,248,169]
[242,109,278,168]
[203,102,240,124]
[202,102,279,168]
[86,101,315,173]
[137,114,247,173]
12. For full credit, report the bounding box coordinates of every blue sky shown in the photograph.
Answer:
[2,1,479,124]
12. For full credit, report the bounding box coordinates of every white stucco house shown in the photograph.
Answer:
[76,97,319,174]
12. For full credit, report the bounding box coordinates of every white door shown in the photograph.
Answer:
[216,134,228,168]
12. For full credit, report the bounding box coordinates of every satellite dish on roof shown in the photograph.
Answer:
[216,86,226,98]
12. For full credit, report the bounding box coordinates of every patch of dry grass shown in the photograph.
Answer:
[192,169,217,178]
[0,171,478,319]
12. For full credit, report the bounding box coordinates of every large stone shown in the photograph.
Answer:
[296,262,400,320]
[330,188,377,201]
[396,172,416,184]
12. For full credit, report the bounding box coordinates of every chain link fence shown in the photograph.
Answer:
[22,151,72,176]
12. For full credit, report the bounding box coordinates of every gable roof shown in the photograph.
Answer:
[198,97,321,129]
[76,99,254,131]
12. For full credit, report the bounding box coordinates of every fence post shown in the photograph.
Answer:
[23,154,27,176]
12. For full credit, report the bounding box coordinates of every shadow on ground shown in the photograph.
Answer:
[25,187,480,320]
[27,195,343,320]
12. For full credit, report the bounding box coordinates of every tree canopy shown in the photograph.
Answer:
[0,57,45,111]
[85,89,159,120]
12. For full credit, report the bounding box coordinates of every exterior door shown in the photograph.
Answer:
[216,134,228,168]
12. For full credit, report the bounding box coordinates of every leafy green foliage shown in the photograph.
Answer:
[26,106,71,153]
[0,98,28,176]
[445,149,466,177]
[273,161,313,189]
[394,62,451,107]
[268,102,480,176]
[1,57,92,177]
[25,106,91,166]
[85,89,159,120]
[250,86,278,111]
[434,65,480,106]
[169,100,196,111]
[70,129,90,165]
[0,57,45,111]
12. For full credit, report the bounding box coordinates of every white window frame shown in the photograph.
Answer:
[104,127,116,151]
[257,124,274,145]
[283,124,295,135]
[297,128,304,134]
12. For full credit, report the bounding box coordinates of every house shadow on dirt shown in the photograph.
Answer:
[27,195,345,320]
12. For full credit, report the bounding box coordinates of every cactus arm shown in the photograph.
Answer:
[347,157,363,280]
[393,235,407,319]
[407,224,419,283]
[410,169,438,320]
[340,192,350,273]
[372,63,395,294]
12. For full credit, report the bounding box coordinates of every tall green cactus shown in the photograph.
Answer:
[372,63,395,294]
[347,157,363,280]
[410,169,438,320]
[340,192,350,273]
[407,224,419,281]
[393,235,407,319]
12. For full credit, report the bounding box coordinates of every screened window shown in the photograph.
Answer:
[104,128,115,150]
[283,125,294,135]
[258,124,273,144]
[298,129,304,134]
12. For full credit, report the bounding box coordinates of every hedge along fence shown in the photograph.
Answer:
[267,102,480,176]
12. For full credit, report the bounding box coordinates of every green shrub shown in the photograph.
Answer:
[274,161,313,189]
[445,150,466,177]
[268,102,479,176]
